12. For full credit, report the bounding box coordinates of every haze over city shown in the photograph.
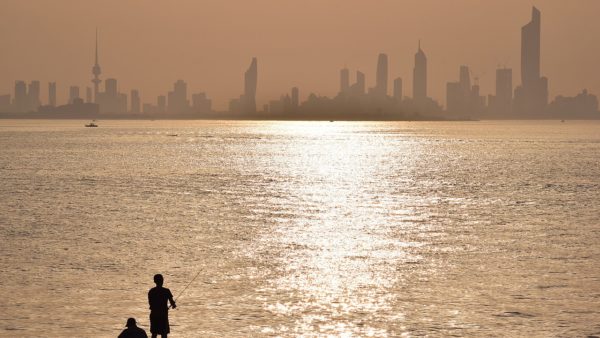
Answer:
[1,0,599,111]
[2,2,600,337]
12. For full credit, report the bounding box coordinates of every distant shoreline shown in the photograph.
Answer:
[0,113,600,122]
[2,115,600,122]
[0,112,481,122]
[1,111,599,122]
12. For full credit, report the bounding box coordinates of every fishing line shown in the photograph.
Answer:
[168,269,202,309]
[122,271,201,332]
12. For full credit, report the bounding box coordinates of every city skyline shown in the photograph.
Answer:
[1,1,599,111]
[0,4,598,119]
[2,3,600,336]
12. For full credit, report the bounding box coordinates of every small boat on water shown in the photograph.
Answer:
[85,120,98,127]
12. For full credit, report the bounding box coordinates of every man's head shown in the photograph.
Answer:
[154,274,164,286]
[125,318,137,328]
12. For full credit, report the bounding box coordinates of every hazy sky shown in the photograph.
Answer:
[1,0,599,109]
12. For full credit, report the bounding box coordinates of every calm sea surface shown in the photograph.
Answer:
[0,120,599,337]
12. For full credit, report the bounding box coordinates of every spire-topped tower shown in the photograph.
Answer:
[91,29,102,103]
[413,40,427,101]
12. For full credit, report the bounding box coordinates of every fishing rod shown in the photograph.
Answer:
[168,269,202,309]
[119,270,203,330]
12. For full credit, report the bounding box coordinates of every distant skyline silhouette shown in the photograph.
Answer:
[0,1,598,119]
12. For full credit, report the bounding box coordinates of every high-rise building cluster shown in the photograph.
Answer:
[1,31,213,117]
[446,7,597,118]
[8,80,41,113]
[446,66,485,116]
[0,7,597,119]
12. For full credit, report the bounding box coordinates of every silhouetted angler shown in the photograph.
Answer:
[118,318,148,338]
[148,274,176,338]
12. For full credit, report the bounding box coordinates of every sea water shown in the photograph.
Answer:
[0,120,599,337]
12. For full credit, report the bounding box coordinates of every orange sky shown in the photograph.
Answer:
[1,0,599,109]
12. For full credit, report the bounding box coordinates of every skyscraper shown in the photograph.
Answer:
[167,80,189,114]
[291,87,299,108]
[97,78,127,113]
[131,89,140,113]
[192,92,211,114]
[157,95,166,114]
[413,41,427,101]
[495,68,513,115]
[470,79,486,115]
[14,81,27,113]
[350,71,365,96]
[393,77,403,100]
[375,53,388,97]
[522,7,541,87]
[243,57,258,114]
[105,79,117,97]
[48,82,56,107]
[514,7,548,115]
[27,81,40,111]
[446,81,463,113]
[447,65,473,114]
[340,68,350,94]
[91,29,102,103]
[69,86,80,104]
[459,66,471,94]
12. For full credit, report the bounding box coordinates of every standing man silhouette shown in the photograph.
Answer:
[148,274,176,338]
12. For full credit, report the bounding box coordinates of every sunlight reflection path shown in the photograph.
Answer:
[253,122,426,336]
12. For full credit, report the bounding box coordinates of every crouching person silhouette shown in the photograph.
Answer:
[118,318,148,338]
[148,274,176,338]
